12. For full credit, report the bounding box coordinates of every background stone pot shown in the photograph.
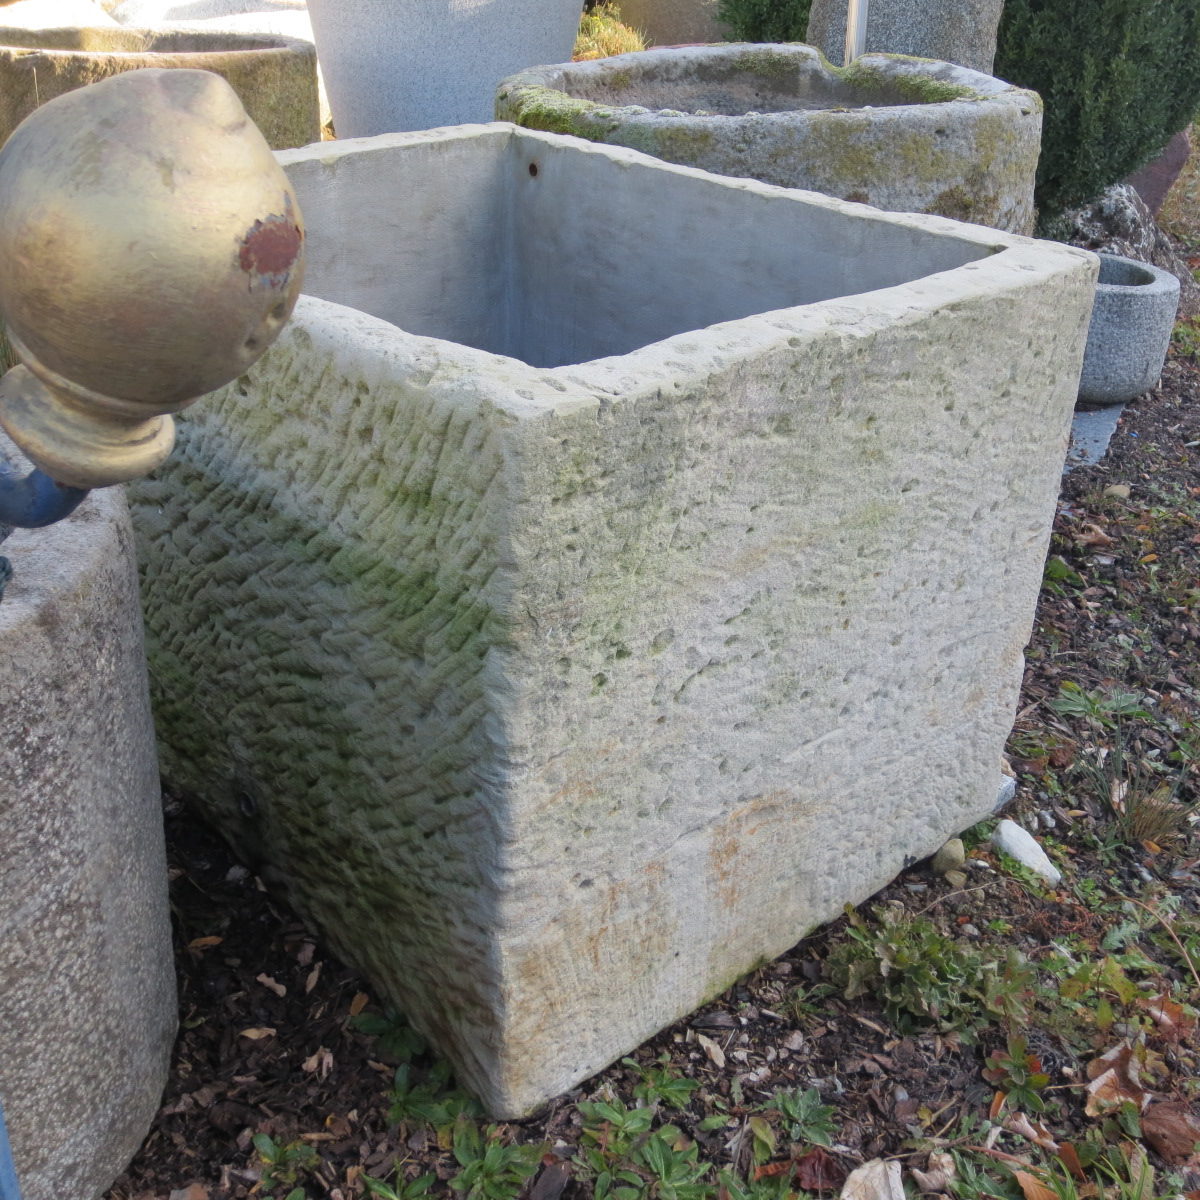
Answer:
[497,45,1043,233]
[806,0,1004,73]
[1078,252,1180,406]
[615,0,729,46]
[305,0,582,137]
[0,25,319,149]
[0,457,176,1200]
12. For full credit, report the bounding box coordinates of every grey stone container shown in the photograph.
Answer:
[0,26,320,150]
[806,0,1004,74]
[1078,253,1180,406]
[496,44,1042,233]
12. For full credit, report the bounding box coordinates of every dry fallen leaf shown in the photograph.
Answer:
[1006,1111,1060,1151]
[1013,1169,1059,1200]
[840,1158,905,1200]
[1084,1042,1151,1116]
[305,962,322,994]
[186,936,223,950]
[1143,1101,1200,1165]
[349,991,369,1017]
[302,1047,335,1079]
[794,1146,847,1192]
[256,973,287,998]
[697,1032,726,1069]
[168,1186,209,1200]
[238,1027,276,1041]
[1137,995,1197,1043]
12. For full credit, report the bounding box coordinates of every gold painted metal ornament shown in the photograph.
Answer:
[0,67,305,489]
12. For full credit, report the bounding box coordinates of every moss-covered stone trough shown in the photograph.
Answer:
[496,44,1042,233]
[130,123,1094,1118]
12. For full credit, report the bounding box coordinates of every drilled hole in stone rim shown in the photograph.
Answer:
[528,161,539,177]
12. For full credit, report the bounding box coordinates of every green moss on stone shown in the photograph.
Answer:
[836,60,981,106]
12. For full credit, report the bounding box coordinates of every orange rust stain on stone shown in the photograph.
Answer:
[709,790,790,910]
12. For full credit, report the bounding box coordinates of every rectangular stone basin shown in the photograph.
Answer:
[131,123,1097,1117]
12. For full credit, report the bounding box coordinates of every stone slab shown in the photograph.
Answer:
[130,123,1096,1117]
[1066,404,1126,471]
[0,449,175,1200]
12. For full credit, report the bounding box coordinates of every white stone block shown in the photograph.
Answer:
[130,124,1096,1116]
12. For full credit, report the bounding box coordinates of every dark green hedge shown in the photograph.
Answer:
[994,0,1200,225]
[715,0,812,42]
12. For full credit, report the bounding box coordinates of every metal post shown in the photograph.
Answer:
[844,0,869,64]
[0,1101,21,1200]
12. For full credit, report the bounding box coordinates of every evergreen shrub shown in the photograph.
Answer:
[994,0,1200,226]
[715,0,812,42]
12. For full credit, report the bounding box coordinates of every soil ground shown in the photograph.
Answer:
[106,267,1200,1200]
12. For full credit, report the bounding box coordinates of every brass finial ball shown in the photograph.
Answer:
[0,68,306,488]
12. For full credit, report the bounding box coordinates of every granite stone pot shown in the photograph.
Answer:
[305,0,582,137]
[1078,252,1180,406]
[0,25,319,149]
[496,44,1042,233]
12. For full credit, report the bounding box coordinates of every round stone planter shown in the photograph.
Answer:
[615,0,729,46]
[1077,252,1180,406]
[806,0,1004,74]
[0,26,319,150]
[496,44,1042,233]
[305,0,583,137]
[0,468,176,1200]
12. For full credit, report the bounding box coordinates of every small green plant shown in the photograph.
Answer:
[252,1132,319,1196]
[352,1009,427,1061]
[363,1169,439,1199]
[449,1118,545,1200]
[716,0,812,41]
[624,1055,702,1110]
[825,906,1028,1038]
[388,1061,482,1130]
[769,1086,835,1146]
[1048,682,1150,729]
[1042,555,1085,596]
[982,1034,1051,1112]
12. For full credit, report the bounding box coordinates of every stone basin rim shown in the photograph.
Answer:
[496,44,1043,124]
[0,25,314,55]
[275,122,1095,389]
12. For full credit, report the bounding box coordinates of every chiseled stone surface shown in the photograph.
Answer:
[616,0,729,46]
[0,25,319,150]
[304,0,582,137]
[806,0,1004,74]
[131,125,1096,1117]
[0,470,175,1200]
[496,46,1042,234]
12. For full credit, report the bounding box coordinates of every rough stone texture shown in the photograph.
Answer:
[616,0,729,46]
[806,0,1003,73]
[304,0,582,137]
[0,25,319,150]
[130,123,1096,1117]
[0,450,175,1200]
[1078,253,1179,406]
[496,46,1042,233]
[1055,183,1200,319]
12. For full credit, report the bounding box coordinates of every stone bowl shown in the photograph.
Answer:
[1077,252,1180,406]
[0,25,319,149]
[496,43,1042,233]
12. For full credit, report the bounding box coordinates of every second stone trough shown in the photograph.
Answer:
[130,123,1096,1116]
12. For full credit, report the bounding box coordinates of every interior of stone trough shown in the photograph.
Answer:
[288,128,997,368]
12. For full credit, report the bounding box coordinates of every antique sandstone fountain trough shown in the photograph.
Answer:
[130,124,1097,1116]
[497,45,1042,233]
